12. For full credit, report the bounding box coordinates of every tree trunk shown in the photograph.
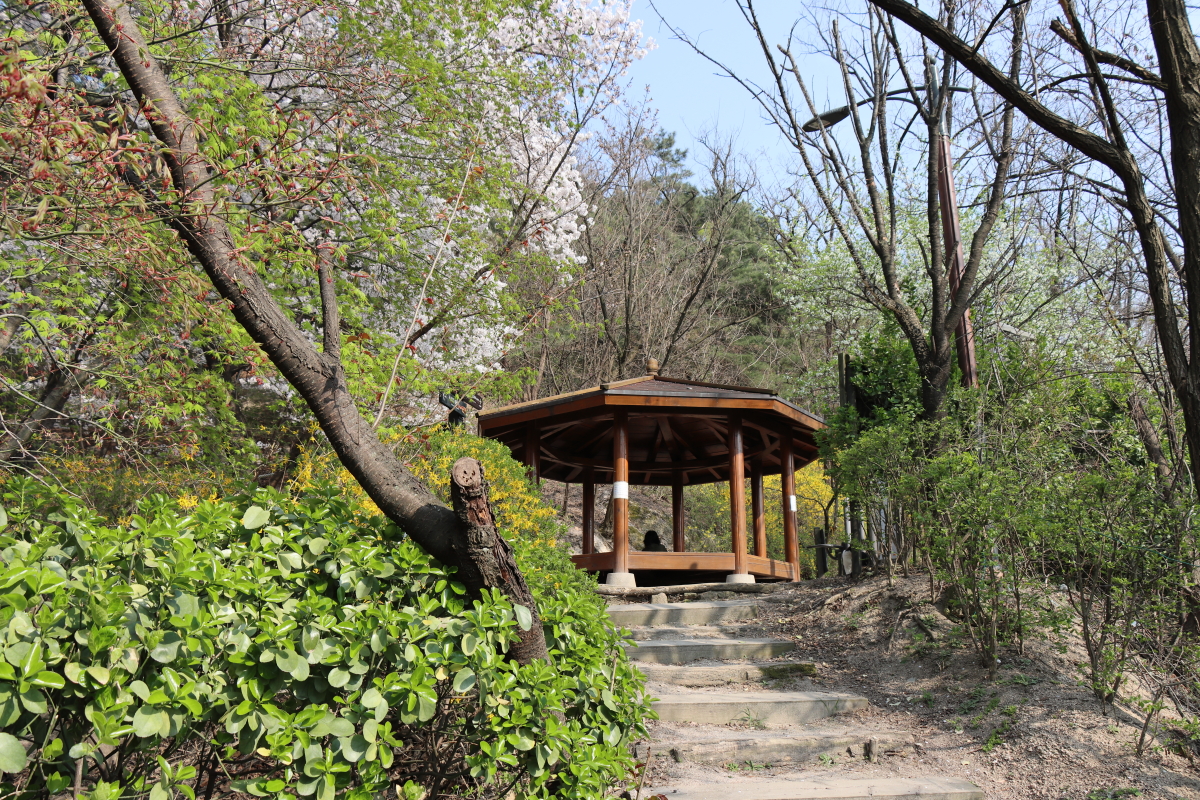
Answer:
[80,0,548,662]
[450,458,546,661]
[0,366,78,463]
[868,0,1200,483]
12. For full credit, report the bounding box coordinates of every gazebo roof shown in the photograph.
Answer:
[477,375,825,486]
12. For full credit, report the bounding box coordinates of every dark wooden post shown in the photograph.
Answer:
[751,457,766,558]
[781,432,799,581]
[671,472,685,551]
[728,415,750,581]
[814,526,828,578]
[610,410,632,584]
[524,424,540,484]
[582,467,595,556]
[849,499,863,580]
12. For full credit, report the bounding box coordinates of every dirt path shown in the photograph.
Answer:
[629,574,1200,800]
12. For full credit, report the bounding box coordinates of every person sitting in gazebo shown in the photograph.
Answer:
[642,530,668,552]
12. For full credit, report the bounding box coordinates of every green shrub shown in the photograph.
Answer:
[0,475,650,800]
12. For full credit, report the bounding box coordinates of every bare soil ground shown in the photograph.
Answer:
[634,573,1200,800]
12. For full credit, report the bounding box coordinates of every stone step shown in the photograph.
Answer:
[653,690,867,725]
[627,623,767,641]
[607,600,760,628]
[638,661,818,685]
[646,776,983,800]
[643,726,913,764]
[624,638,796,664]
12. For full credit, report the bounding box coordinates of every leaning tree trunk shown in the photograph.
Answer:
[0,366,79,463]
[79,0,547,663]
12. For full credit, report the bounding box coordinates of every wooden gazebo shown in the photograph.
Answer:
[477,363,825,587]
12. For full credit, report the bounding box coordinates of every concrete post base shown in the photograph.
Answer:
[726,573,755,584]
[605,572,637,588]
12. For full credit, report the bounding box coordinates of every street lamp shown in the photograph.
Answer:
[802,85,979,389]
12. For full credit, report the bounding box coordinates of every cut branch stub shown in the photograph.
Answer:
[449,457,547,663]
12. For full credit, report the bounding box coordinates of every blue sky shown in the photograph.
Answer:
[623,0,845,181]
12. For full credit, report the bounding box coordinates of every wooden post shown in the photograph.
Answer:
[815,526,828,578]
[728,415,748,579]
[672,472,685,552]
[781,432,799,581]
[612,410,630,577]
[849,499,863,580]
[524,424,540,484]
[582,467,595,556]
[751,458,766,558]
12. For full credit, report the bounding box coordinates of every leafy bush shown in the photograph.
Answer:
[0,474,650,800]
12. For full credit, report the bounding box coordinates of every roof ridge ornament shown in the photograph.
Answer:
[646,357,660,376]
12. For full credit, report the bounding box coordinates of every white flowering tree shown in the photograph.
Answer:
[1,0,646,659]
[0,0,646,466]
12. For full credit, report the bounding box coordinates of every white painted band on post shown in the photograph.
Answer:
[612,481,629,499]
[788,494,797,512]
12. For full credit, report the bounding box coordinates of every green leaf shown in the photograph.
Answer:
[327,718,353,738]
[290,656,310,682]
[167,593,199,618]
[0,733,26,773]
[18,641,43,676]
[30,670,64,689]
[461,633,478,656]
[132,707,168,738]
[85,666,111,685]
[507,732,535,751]
[339,735,369,762]
[417,693,436,722]
[6,614,32,638]
[46,771,70,794]
[19,688,46,713]
[513,604,532,632]
[0,506,7,533]
[0,594,26,612]
[0,694,20,726]
[307,538,328,556]
[301,626,321,651]
[361,688,382,708]
[150,632,184,663]
[327,668,350,688]
[241,506,270,530]
[452,668,475,693]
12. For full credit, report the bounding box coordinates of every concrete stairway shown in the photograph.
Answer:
[612,599,984,800]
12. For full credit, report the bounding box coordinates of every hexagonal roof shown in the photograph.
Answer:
[477,376,825,486]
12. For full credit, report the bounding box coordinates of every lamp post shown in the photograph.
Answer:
[802,87,978,389]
